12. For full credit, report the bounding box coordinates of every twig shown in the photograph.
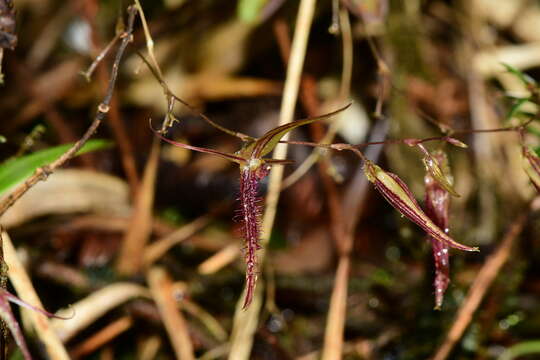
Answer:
[132,1,254,140]
[0,5,138,217]
[51,283,150,342]
[147,267,195,360]
[227,1,316,359]
[136,51,254,141]
[182,299,228,342]
[81,33,121,81]
[83,3,141,193]
[198,244,240,275]
[70,316,133,359]
[2,230,70,359]
[432,212,528,360]
[143,213,212,266]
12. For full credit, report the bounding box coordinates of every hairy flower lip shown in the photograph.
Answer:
[239,168,263,309]
[364,160,479,252]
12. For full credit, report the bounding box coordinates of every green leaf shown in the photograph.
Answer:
[527,126,540,138]
[250,103,351,159]
[237,0,266,23]
[0,139,113,196]
[498,340,540,360]
[0,135,6,143]
[501,62,537,86]
[506,97,531,120]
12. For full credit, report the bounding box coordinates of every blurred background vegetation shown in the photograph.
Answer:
[2,0,540,359]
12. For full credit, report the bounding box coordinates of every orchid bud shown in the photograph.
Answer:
[446,137,468,148]
[363,160,478,252]
[417,144,459,197]
[422,153,460,197]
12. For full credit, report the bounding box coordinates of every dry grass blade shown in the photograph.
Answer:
[182,299,228,342]
[2,230,69,360]
[320,8,361,360]
[1,169,130,229]
[228,282,264,360]
[321,257,350,360]
[432,212,528,360]
[144,213,212,266]
[227,0,316,358]
[70,316,133,359]
[117,139,160,275]
[138,335,162,360]
[51,283,150,342]
[147,266,195,360]
[198,243,240,275]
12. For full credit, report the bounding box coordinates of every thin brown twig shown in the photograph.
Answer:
[0,5,138,217]
[143,213,212,266]
[280,122,526,151]
[85,2,140,193]
[70,316,133,359]
[135,51,254,142]
[81,33,121,81]
[432,211,529,360]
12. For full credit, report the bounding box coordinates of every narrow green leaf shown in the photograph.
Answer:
[507,97,530,120]
[0,139,113,196]
[501,63,537,86]
[251,103,351,159]
[237,0,266,23]
[498,340,540,360]
[527,126,540,138]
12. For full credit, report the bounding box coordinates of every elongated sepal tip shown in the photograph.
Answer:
[242,275,256,310]
[446,137,468,148]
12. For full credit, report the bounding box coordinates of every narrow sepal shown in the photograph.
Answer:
[154,131,246,164]
[250,103,351,159]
